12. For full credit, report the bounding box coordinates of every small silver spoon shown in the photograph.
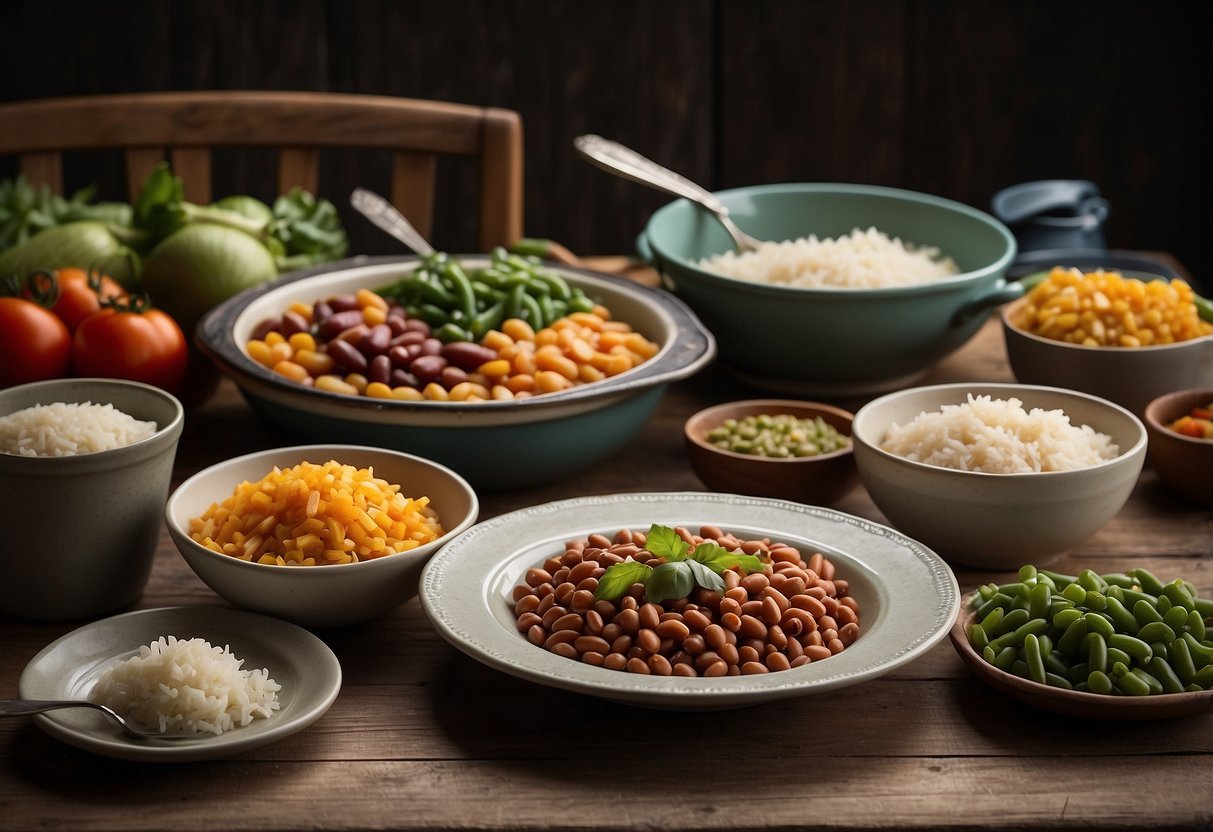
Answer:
[349,187,437,257]
[573,134,762,254]
[0,699,201,741]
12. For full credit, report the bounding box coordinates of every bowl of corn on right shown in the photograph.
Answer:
[1000,267,1213,417]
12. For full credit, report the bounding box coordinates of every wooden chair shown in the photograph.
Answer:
[0,90,524,251]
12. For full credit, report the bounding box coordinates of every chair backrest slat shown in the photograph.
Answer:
[0,91,523,251]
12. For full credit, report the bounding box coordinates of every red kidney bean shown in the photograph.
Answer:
[368,355,392,386]
[636,628,661,654]
[440,366,468,389]
[335,324,369,346]
[279,310,310,336]
[527,625,546,646]
[327,294,360,312]
[251,317,281,341]
[317,309,365,339]
[419,337,443,356]
[403,318,431,335]
[441,341,498,371]
[326,339,368,373]
[551,613,584,633]
[516,612,542,632]
[408,354,447,384]
[603,653,627,671]
[312,299,334,323]
[390,369,419,389]
[514,595,540,616]
[358,323,393,357]
[390,330,427,349]
[582,651,606,667]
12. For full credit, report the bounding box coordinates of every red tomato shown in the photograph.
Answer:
[0,297,72,388]
[72,300,188,395]
[26,267,128,333]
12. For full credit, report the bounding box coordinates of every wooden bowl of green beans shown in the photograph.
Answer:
[949,565,1213,720]
[683,399,858,505]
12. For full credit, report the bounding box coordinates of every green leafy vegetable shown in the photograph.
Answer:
[132,164,348,270]
[646,562,696,604]
[593,524,766,604]
[0,176,132,251]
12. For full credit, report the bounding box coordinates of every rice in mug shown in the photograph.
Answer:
[89,635,282,736]
[879,395,1119,473]
[698,226,959,289]
[0,401,156,457]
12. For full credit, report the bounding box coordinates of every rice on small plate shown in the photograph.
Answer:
[89,635,282,736]
[697,226,959,289]
[0,401,157,457]
[880,394,1119,473]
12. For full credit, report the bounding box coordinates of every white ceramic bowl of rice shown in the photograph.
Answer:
[851,383,1147,569]
[0,378,185,620]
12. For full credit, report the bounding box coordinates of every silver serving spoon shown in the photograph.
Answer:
[349,187,436,257]
[574,134,762,254]
[0,699,201,741]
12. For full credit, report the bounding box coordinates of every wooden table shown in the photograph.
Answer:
[2,313,1211,831]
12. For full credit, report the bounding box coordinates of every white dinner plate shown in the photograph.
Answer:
[419,492,960,710]
[18,606,341,762]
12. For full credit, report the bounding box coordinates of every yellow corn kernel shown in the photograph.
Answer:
[448,381,491,401]
[491,385,515,400]
[535,370,573,393]
[501,318,535,342]
[365,381,394,399]
[264,331,286,346]
[505,374,535,393]
[362,304,388,326]
[344,373,369,394]
[391,386,425,401]
[246,340,275,367]
[478,358,511,378]
[422,383,449,401]
[535,350,579,380]
[356,288,389,311]
[272,359,310,383]
[288,331,317,353]
[314,375,359,395]
[268,341,294,365]
[294,348,335,376]
[288,301,313,321]
[482,329,514,352]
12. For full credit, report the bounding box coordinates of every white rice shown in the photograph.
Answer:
[0,401,156,457]
[879,395,1119,473]
[698,226,959,289]
[89,636,282,736]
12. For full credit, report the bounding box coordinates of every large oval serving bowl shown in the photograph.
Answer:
[638,183,1018,395]
[852,383,1147,570]
[166,444,479,628]
[196,256,715,488]
[1001,294,1213,418]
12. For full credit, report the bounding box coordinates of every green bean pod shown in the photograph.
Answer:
[1024,633,1047,684]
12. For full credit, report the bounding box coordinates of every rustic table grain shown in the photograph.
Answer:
[2,307,1211,832]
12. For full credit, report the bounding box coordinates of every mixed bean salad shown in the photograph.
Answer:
[247,250,659,401]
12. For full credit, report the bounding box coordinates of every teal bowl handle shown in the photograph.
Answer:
[953,280,1026,326]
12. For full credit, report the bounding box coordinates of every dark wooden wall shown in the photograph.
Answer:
[4,0,1211,287]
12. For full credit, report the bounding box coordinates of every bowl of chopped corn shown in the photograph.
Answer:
[165,444,479,628]
[1000,267,1213,416]
[196,256,715,490]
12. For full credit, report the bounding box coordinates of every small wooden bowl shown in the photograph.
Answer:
[949,596,1213,721]
[1143,388,1213,508]
[683,399,858,505]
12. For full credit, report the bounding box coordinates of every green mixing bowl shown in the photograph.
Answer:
[639,183,1018,395]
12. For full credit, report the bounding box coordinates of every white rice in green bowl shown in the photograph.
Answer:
[0,401,156,457]
[698,226,959,289]
[880,395,1119,473]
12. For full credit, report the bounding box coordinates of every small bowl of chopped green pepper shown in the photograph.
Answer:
[684,399,858,505]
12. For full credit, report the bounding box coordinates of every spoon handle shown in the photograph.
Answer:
[0,699,102,717]
[350,187,436,257]
[573,135,727,214]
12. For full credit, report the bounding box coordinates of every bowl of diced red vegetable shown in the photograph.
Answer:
[1143,388,1213,507]
[196,253,715,489]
